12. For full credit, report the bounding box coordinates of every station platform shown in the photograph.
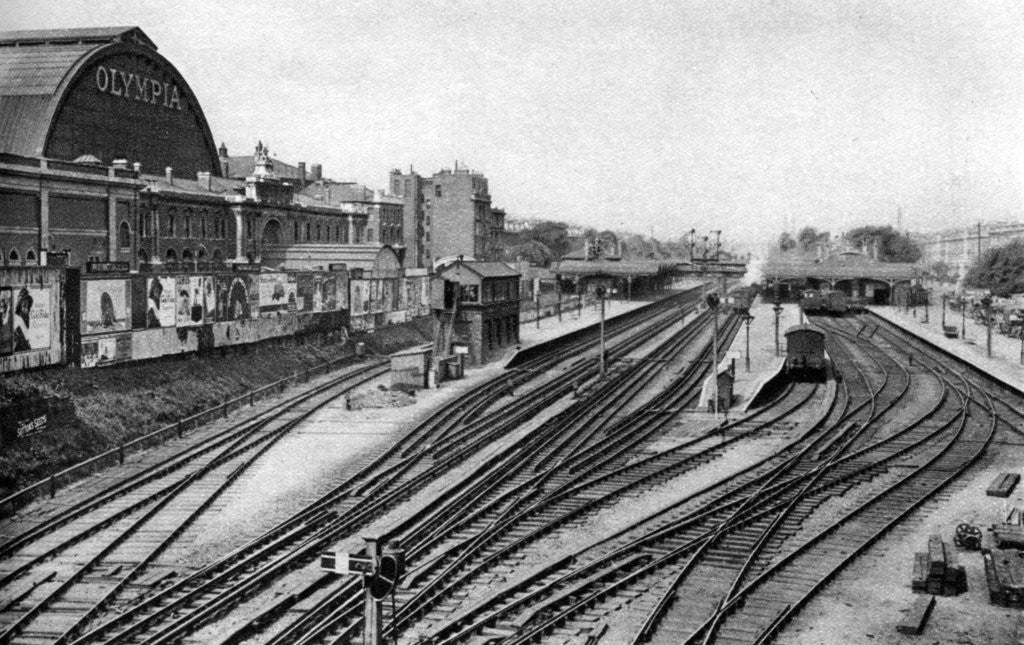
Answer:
[720,298,803,412]
[868,306,1024,392]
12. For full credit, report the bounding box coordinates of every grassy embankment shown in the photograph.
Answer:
[0,319,434,498]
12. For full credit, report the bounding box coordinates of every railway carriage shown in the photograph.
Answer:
[826,290,848,315]
[785,324,826,381]
[799,290,827,315]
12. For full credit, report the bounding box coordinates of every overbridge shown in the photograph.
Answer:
[553,258,747,299]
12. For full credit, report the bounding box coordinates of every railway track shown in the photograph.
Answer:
[381,310,1009,645]
[0,288,711,645]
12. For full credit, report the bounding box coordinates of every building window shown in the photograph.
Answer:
[165,248,177,262]
[293,221,299,241]
[393,179,401,194]
[435,185,441,198]
[404,179,410,195]
[184,214,191,238]
[167,210,176,237]
[316,224,321,241]
[119,221,131,249]
[25,249,36,262]
[201,217,206,239]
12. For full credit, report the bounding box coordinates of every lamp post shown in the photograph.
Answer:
[773,302,784,356]
[923,289,930,324]
[707,292,720,421]
[960,297,966,340]
[982,294,992,358]
[743,313,756,371]
[941,294,948,327]
[598,286,607,377]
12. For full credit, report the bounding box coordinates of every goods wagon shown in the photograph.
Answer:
[785,324,826,381]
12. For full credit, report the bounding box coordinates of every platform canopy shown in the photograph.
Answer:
[554,259,673,277]
[764,251,919,283]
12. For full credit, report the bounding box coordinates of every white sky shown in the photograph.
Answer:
[5,0,1024,252]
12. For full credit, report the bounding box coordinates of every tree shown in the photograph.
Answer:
[965,239,1024,296]
[845,225,921,263]
[524,221,572,260]
[797,227,821,250]
[778,232,796,252]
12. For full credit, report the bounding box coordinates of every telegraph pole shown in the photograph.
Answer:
[708,293,720,422]
[598,286,607,377]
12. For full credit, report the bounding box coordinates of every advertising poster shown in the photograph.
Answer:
[321,276,337,311]
[81,333,132,368]
[369,279,380,313]
[258,273,295,315]
[202,276,216,320]
[144,277,177,328]
[296,274,316,312]
[219,274,256,321]
[351,279,366,314]
[17,287,51,351]
[176,276,205,327]
[382,280,395,312]
[336,272,349,310]
[0,287,12,356]
[81,279,130,335]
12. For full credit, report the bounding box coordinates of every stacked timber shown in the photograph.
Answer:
[983,548,1024,607]
[912,535,967,596]
[987,473,1021,498]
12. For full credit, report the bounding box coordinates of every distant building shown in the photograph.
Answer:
[916,222,1024,268]
[389,163,503,268]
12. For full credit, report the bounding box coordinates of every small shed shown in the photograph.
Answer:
[391,344,432,390]
[699,358,735,412]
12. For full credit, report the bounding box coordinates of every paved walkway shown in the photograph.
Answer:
[869,305,1024,392]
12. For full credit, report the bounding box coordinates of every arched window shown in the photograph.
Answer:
[197,246,207,260]
[316,224,321,241]
[119,221,131,248]
[182,248,194,262]
[293,222,299,241]
[9,249,19,262]
[184,212,192,238]
[165,248,177,262]
[167,209,176,237]
[306,223,311,241]
[25,249,36,263]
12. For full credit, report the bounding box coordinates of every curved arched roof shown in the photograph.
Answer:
[0,26,221,176]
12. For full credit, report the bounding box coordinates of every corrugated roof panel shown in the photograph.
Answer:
[0,44,98,95]
[0,94,51,155]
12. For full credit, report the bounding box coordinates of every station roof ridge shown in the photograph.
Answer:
[0,26,155,50]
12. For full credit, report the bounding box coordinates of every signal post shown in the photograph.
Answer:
[321,537,405,645]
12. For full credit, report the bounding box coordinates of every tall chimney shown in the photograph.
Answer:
[165,166,173,185]
[298,162,306,187]
[220,158,230,178]
[311,163,322,181]
[133,162,141,174]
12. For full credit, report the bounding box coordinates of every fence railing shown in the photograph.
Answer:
[0,351,357,517]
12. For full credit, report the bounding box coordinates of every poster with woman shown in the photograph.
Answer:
[202,276,216,319]
[176,276,205,327]
[17,287,51,350]
[145,277,176,328]
[81,279,130,335]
